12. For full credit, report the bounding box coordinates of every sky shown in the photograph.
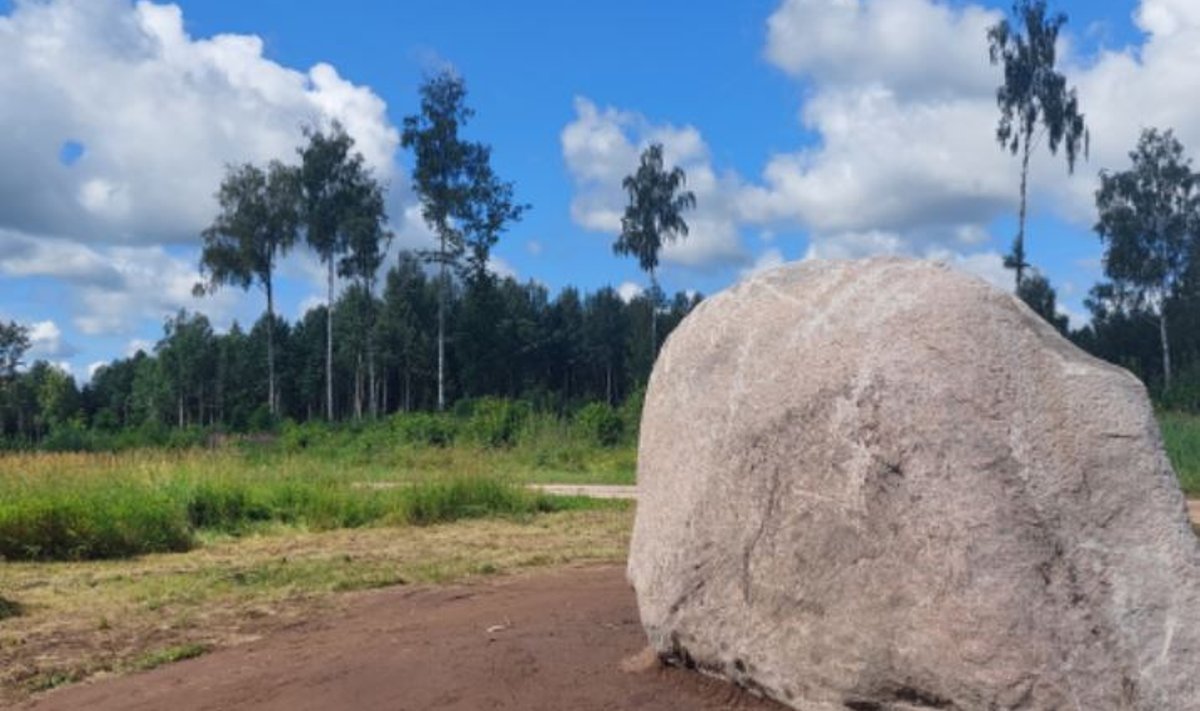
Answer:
[1,0,1197,382]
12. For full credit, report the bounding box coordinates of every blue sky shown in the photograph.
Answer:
[1,0,1196,381]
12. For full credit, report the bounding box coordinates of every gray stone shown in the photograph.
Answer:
[628,257,1200,710]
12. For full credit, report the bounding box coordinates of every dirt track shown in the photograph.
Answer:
[16,565,781,711]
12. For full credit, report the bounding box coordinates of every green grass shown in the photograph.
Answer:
[0,465,616,561]
[0,416,635,563]
[1160,411,1200,496]
[0,596,21,621]
[130,643,209,672]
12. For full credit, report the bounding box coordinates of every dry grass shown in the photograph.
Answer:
[0,507,633,704]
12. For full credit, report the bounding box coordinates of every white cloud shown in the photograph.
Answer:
[125,338,154,357]
[487,256,518,281]
[296,294,326,320]
[0,0,411,337]
[0,0,399,245]
[616,281,643,303]
[526,240,543,256]
[28,320,76,358]
[0,234,229,336]
[926,249,1011,292]
[560,97,747,270]
[746,0,1200,267]
[765,0,998,98]
[86,360,107,381]
[740,248,786,280]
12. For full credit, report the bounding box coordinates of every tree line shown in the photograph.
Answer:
[0,267,698,443]
[4,2,1200,447]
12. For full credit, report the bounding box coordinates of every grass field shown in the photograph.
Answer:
[0,409,1197,702]
[1159,411,1200,496]
[0,414,635,562]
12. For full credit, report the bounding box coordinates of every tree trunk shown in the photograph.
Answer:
[437,246,447,412]
[266,278,277,417]
[1160,305,1173,391]
[354,352,363,420]
[649,269,659,359]
[1015,132,1032,291]
[605,360,613,406]
[366,285,377,418]
[325,258,335,421]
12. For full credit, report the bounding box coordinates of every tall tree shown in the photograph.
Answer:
[1095,127,1199,390]
[298,122,374,420]
[0,321,29,383]
[338,164,391,418]
[402,70,527,409]
[197,160,300,418]
[1017,268,1068,334]
[614,143,696,356]
[156,310,216,427]
[988,0,1088,289]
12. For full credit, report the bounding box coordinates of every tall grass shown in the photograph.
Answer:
[1160,411,1200,496]
[0,440,623,562]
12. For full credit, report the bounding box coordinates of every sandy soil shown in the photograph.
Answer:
[15,565,781,711]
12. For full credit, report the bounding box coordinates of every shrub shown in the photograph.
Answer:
[574,402,624,447]
[0,595,21,620]
[41,422,97,453]
[392,412,457,447]
[404,477,534,525]
[279,420,330,451]
[464,398,531,448]
[0,486,192,561]
[619,386,646,440]
[185,483,272,532]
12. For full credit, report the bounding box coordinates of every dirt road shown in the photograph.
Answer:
[16,565,780,711]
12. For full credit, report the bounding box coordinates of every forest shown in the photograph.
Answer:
[3,0,1200,449]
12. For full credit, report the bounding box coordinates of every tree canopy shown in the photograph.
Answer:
[1094,127,1199,388]
[988,0,1088,289]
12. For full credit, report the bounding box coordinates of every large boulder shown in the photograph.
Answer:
[628,258,1200,710]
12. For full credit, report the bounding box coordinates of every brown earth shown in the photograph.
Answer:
[14,565,782,711]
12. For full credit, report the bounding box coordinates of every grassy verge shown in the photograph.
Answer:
[1160,411,1200,496]
[0,446,626,562]
[0,506,633,704]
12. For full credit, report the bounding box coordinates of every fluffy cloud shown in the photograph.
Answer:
[751,0,1200,261]
[739,247,786,280]
[0,0,407,339]
[764,0,998,98]
[616,281,644,303]
[0,0,398,246]
[0,230,237,335]
[561,97,747,270]
[27,320,76,359]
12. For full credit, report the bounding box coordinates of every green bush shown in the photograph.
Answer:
[0,595,21,620]
[279,420,330,451]
[574,402,624,447]
[404,477,535,525]
[392,412,457,447]
[0,486,192,561]
[464,398,530,448]
[619,386,646,441]
[185,482,272,532]
[41,422,98,453]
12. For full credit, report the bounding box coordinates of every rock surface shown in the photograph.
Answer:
[628,258,1200,710]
